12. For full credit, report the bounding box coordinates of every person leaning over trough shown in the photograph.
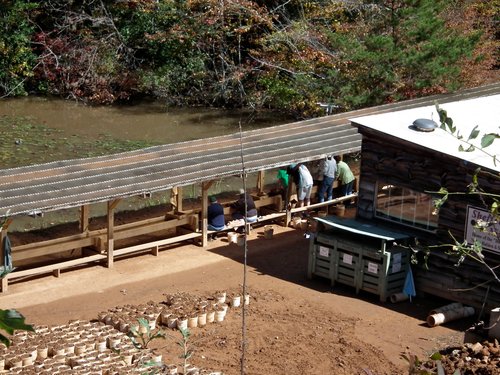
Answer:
[207,196,226,234]
[318,155,337,203]
[334,155,355,196]
[287,163,313,207]
[230,189,258,223]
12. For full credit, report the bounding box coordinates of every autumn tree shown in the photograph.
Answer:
[0,0,37,97]
[0,0,495,114]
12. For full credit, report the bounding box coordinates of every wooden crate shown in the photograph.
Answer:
[307,216,412,301]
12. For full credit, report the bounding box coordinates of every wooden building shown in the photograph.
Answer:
[350,84,500,310]
[1,82,498,294]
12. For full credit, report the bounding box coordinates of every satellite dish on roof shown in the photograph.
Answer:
[412,118,438,132]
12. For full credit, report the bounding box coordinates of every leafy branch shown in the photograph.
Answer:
[428,109,500,292]
[436,104,499,166]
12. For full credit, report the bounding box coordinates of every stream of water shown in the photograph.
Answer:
[0,96,288,144]
[0,97,289,231]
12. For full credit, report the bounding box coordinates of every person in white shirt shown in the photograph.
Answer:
[287,163,313,207]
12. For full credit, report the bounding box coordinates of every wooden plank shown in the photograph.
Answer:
[5,254,106,280]
[113,216,192,240]
[13,231,97,251]
[11,214,197,262]
[114,232,201,257]
[290,193,357,214]
[13,237,96,262]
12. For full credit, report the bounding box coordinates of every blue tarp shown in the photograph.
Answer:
[0,235,13,277]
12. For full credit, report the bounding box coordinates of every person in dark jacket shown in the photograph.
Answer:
[230,189,258,223]
[207,196,226,231]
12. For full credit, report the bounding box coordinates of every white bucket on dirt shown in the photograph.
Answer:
[198,312,207,327]
[264,226,274,239]
[215,310,225,323]
[177,318,188,331]
[237,234,245,247]
[488,307,500,340]
[232,295,241,308]
[227,232,238,243]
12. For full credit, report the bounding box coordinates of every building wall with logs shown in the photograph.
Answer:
[356,127,500,310]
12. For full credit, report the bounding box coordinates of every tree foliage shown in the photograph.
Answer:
[0,0,37,96]
[0,309,34,347]
[0,0,496,116]
[431,108,499,283]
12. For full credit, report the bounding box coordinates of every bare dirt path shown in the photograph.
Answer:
[1,226,473,374]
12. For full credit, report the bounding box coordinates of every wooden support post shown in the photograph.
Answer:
[176,187,183,213]
[77,204,90,254]
[151,246,159,256]
[285,181,295,227]
[201,181,211,247]
[107,199,120,268]
[1,219,12,293]
[257,170,265,196]
[79,205,89,233]
[169,187,178,214]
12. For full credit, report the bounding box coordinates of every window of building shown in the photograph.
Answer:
[375,182,438,231]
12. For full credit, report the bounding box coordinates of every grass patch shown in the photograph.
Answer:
[0,115,157,168]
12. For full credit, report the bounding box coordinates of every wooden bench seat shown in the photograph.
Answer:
[2,212,200,292]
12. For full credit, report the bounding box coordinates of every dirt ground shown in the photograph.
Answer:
[1,221,482,375]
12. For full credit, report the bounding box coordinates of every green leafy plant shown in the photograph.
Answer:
[0,309,34,347]
[127,317,167,350]
[402,351,462,374]
[178,327,193,374]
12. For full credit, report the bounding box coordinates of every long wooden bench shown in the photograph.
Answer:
[2,212,200,292]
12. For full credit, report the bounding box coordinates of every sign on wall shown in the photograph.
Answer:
[465,205,499,253]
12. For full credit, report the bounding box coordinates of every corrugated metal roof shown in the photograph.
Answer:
[1,83,499,218]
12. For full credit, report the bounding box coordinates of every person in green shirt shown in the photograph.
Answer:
[334,156,355,196]
[272,169,289,209]
[277,169,289,190]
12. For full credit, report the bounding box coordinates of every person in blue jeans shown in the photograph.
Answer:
[318,155,337,203]
[334,156,355,196]
[207,196,226,231]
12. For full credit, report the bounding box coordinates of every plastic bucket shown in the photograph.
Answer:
[237,234,245,247]
[264,226,274,239]
[330,204,345,217]
[227,232,238,243]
